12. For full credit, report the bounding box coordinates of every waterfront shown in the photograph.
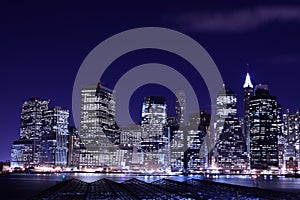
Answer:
[1,173,300,199]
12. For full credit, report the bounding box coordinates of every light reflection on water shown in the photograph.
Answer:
[70,173,203,183]
[70,173,300,193]
[1,173,300,194]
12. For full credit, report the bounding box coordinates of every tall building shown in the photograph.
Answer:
[11,98,49,167]
[120,124,142,167]
[67,126,82,168]
[140,96,168,168]
[249,84,282,169]
[243,72,254,167]
[185,111,210,170]
[41,107,69,166]
[80,82,121,167]
[11,98,70,168]
[215,87,247,171]
[175,90,186,125]
[164,116,185,170]
[282,109,299,170]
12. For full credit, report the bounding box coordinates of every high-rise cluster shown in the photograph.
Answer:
[11,98,71,167]
[10,71,300,173]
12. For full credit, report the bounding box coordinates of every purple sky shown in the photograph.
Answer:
[1,1,300,161]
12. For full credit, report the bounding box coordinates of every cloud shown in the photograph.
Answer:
[167,6,300,32]
[265,55,300,65]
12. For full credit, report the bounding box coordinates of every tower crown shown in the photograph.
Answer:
[243,73,253,88]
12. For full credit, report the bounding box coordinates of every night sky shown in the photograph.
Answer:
[1,1,300,161]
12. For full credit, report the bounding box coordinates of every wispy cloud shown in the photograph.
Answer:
[265,54,300,65]
[167,6,300,32]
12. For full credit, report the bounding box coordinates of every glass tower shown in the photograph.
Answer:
[215,87,247,171]
[243,72,254,168]
[249,85,282,169]
[80,82,121,168]
[42,107,69,166]
[141,96,167,169]
[11,98,49,167]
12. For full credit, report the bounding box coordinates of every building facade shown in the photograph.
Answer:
[282,109,299,170]
[41,107,69,166]
[185,111,210,170]
[140,96,168,169]
[11,98,70,168]
[215,87,247,171]
[80,82,121,168]
[243,73,254,168]
[249,85,282,169]
[11,98,49,167]
[175,90,186,126]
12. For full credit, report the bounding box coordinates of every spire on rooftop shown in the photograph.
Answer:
[243,72,253,88]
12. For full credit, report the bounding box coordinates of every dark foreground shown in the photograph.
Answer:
[30,178,300,200]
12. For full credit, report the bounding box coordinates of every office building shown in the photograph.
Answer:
[249,84,282,169]
[67,126,81,168]
[215,87,247,171]
[243,72,254,168]
[41,107,69,166]
[185,111,210,170]
[282,109,299,170]
[80,82,121,167]
[140,96,168,169]
[175,90,186,125]
[11,98,49,167]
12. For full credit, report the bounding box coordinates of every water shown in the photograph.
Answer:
[1,173,299,199]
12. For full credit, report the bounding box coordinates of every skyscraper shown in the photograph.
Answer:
[185,111,210,170]
[11,98,70,168]
[243,72,254,168]
[215,86,247,171]
[282,109,299,170]
[249,85,282,169]
[175,90,186,125]
[80,82,121,167]
[67,126,81,168]
[140,96,168,168]
[11,98,49,167]
[42,107,69,166]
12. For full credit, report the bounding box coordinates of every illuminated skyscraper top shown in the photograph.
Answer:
[243,73,253,88]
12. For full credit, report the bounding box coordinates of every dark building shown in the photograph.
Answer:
[243,73,254,167]
[282,109,300,170]
[249,84,282,169]
[67,126,81,168]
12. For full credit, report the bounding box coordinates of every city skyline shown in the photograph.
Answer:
[1,1,300,163]
[7,74,294,171]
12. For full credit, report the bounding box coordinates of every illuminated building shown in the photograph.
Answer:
[11,98,49,167]
[243,72,254,168]
[11,98,70,168]
[41,107,69,166]
[141,96,168,168]
[120,124,142,166]
[80,82,121,167]
[175,90,186,125]
[185,111,210,170]
[67,126,81,167]
[282,109,299,170]
[249,84,282,169]
[216,87,247,171]
[11,140,33,167]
